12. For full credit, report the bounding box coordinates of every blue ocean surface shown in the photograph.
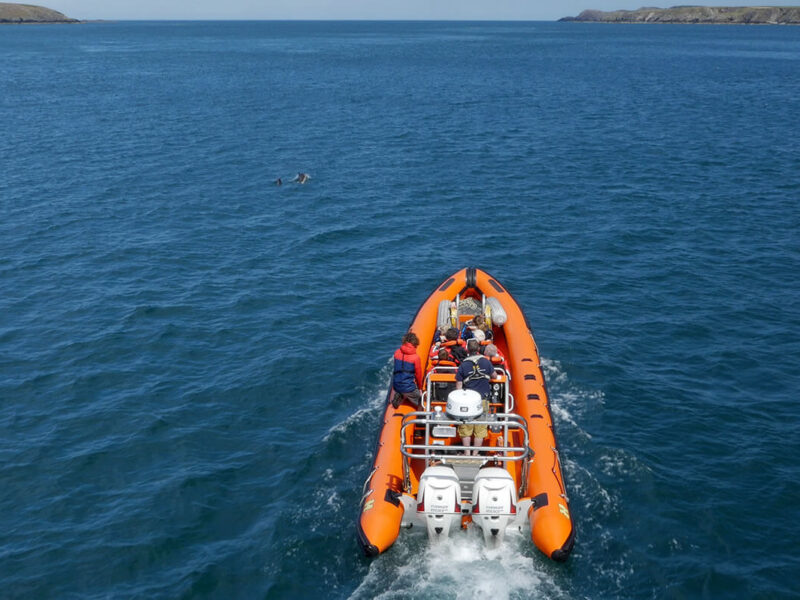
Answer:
[1,20,799,599]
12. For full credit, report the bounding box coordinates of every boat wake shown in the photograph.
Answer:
[349,533,568,600]
[322,362,392,444]
[542,357,641,595]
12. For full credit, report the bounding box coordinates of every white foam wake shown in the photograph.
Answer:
[323,362,392,443]
[349,531,567,600]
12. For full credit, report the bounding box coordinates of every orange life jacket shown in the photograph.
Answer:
[430,359,457,368]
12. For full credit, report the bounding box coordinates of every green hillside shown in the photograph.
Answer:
[0,2,78,23]
[561,6,800,24]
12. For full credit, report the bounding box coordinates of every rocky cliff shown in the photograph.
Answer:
[0,2,79,23]
[560,6,800,24]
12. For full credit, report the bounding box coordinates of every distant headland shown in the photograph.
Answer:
[0,2,79,23]
[560,6,800,24]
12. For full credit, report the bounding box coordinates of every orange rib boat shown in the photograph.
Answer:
[357,268,574,561]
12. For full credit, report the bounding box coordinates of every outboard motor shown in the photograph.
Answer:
[471,467,517,548]
[416,465,462,542]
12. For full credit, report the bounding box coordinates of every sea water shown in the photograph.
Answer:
[1,21,799,599]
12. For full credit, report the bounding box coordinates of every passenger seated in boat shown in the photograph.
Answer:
[430,349,457,401]
[461,315,493,342]
[455,339,493,455]
[484,343,504,366]
[431,348,457,369]
[432,325,448,344]
[391,332,423,409]
[430,325,448,352]
[443,327,467,363]
[460,319,474,340]
[431,327,466,364]
[472,328,498,355]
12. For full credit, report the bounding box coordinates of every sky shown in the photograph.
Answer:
[50,1,800,21]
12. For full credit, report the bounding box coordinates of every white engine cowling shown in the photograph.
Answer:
[446,389,483,419]
[471,467,517,547]
[417,465,461,542]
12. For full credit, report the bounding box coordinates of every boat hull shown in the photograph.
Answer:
[357,268,574,561]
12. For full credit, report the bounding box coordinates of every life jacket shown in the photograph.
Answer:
[431,340,465,364]
[462,354,492,386]
[430,359,457,368]
[441,339,465,349]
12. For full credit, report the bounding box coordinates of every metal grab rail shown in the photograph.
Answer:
[400,412,531,462]
[401,411,528,428]
[401,444,529,462]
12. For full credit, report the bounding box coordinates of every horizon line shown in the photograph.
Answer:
[74,18,564,22]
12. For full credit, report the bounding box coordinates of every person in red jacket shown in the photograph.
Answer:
[391,332,423,408]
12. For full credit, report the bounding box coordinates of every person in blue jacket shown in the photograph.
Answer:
[391,332,423,408]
